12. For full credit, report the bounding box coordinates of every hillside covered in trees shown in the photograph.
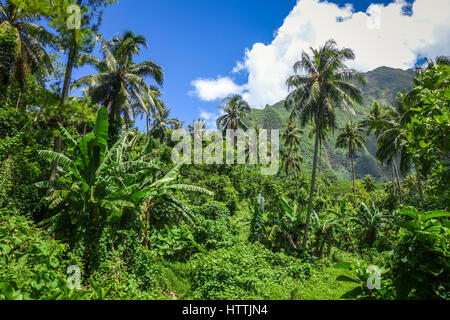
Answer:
[250,67,416,181]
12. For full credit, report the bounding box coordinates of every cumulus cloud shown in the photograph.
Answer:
[190,0,450,109]
[190,77,247,101]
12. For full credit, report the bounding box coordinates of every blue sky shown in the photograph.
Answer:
[70,0,449,129]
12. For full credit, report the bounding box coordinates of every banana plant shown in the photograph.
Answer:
[350,202,391,246]
[37,107,212,256]
[248,193,266,243]
[267,197,318,251]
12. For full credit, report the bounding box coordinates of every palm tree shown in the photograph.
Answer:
[363,175,376,193]
[282,119,303,188]
[282,118,303,151]
[336,121,367,204]
[285,39,365,245]
[216,95,250,133]
[150,102,177,142]
[188,119,207,133]
[308,125,330,197]
[361,101,398,194]
[375,96,413,204]
[281,147,303,185]
[172,119,185,130]
[361,101,391,138]
[73,31,163,141]
[0,0,57,87]
[134,85,161,135]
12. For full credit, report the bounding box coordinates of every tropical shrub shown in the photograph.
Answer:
[197,201,230,220]
[188,242,313,300]
[389,207,450,299]
[0,210,67,299]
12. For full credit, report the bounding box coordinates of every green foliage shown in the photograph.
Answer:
[193,215,238,251]
[0,211,67,300]
[389,207,450,299]
[149,226,200,260]
[0,28,16,90]
[1,1,448,302]
[36,108,211,272]
[203,175,239,214]
[335,261,395,300]
[350,202,392,246]
[198,201,230,220]
[189,242,313,300]
[405,63,450,204]
[248,194,266,243]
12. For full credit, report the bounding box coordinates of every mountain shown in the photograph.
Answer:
[249,67,415,182]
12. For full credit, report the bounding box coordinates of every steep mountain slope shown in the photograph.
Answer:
[249,67,415,181]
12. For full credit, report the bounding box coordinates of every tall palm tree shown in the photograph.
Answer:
[308,125,330,197]
[336,121,367,204]
[285,39,365,245]
[216,95,250,133]
[0,0,57,87]
[73,31,163,140]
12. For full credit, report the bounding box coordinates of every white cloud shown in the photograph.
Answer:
[199,109,224,130]
[190,0,450,109]
[190,77,247,101]
[232,61,246,73]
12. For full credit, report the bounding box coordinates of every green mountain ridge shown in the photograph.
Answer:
[249,66,415,182]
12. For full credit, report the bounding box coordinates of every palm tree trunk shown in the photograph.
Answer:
[391,163,396,195]
[50,16,81,181]
[393,160,403,203]
[317,138,322,197]
[351,152,356,205]
[417,175,425,207]
[15,91,21,109]
[303,131,320,246]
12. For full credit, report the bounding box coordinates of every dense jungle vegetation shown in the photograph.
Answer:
[0,0,449,300]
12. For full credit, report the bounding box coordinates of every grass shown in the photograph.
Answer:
[296,266,360,300]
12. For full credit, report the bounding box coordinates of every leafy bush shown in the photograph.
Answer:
[148,226,200,261]
[203,176,239,215]
[188,242,313,300]
[193,216,238,251]
[0,211,68,299]
[197,201,230,220]
[389,207,450,299]
[335,261,396,300]
[133,248,191,299]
